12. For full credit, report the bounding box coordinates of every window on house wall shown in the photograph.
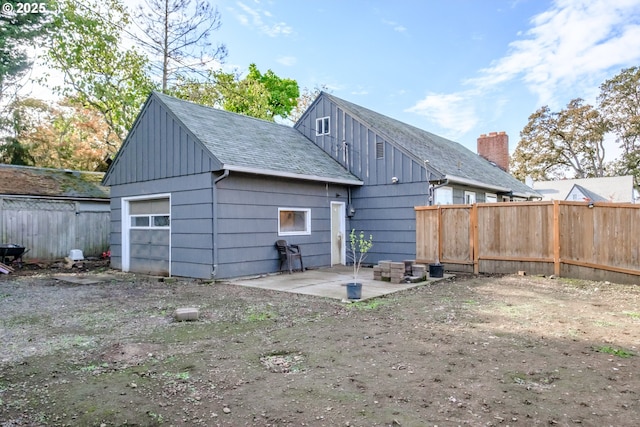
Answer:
[131,214,170,229]
[434,187,453,205]
[376,141,384,159]
[278,208,311,235]
[316,117,330,135]
[485,193,498,203]
[464,191,476,204]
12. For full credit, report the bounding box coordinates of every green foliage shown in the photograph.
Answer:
[348,229,373,282]
[596,345,634,358]
[45,0,156,143]
[512,99,608,181]
[170,63,299,121]
[0,0,53,100]
[598,66,640,187]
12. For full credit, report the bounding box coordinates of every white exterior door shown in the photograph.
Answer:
[330,201,346,266]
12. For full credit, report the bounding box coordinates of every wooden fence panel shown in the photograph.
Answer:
[0,197,109,260]
[416,201,640,284]
[415,207,438,262]
[440,206,472,264]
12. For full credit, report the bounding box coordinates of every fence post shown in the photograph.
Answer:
[471,204,479,274]
[437,206,443,263]
[553,200,560,276]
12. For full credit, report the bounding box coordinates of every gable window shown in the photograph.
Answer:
[434,187,453,205]
[316,117,330,135]
[278,208,311,236]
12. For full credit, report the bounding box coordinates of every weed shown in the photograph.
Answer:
[0,293,10,301]
[463,300,479,305]
[80,363,108,373]
[148,411,164,423]
[596,345,634,358]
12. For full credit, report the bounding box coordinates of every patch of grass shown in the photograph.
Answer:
[596,345,634,358]
[463,299,479,305]
[349,298,393,310]
[623,311,640,319]
[80,363,108,373]
[245,308,276,322]
[593,320,616,327]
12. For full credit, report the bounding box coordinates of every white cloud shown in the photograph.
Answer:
[277,56,297,66]
[235,2,293,37]
[405,92,479,137]
[408,0,640,134]
[382,19,407,33]
[469,0,640,106]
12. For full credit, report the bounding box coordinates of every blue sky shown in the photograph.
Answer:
[210,0,640,156]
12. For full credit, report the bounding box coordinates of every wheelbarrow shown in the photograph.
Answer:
[0,244,29,268]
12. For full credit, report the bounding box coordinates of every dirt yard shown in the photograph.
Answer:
[1,262,639,426]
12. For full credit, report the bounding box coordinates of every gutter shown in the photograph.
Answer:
[223,164,363,186]
[211,169,230,278]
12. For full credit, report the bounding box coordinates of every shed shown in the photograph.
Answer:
[0,164,110,260]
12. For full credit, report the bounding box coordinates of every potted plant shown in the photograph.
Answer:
[346,229,373,299]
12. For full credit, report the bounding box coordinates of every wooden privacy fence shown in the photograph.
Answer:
[0,197,110,260]
[415,201,640,284]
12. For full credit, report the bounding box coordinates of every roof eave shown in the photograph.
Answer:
[223,165,363,186]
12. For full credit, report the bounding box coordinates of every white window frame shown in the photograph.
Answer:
[464,191,476,204]
[130,214,171,229]
[278,208,311,236]
[434,186,453,205]
[316,117,330,136]
[485,193,498,203]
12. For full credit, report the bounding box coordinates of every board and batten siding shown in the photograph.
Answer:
[215,174,348,278]
[296,97,428,186]
[0,197,109,259]
[109,173,214,279]
[104,96,220,187]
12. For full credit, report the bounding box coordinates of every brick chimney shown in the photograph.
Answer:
[477,131,509,172]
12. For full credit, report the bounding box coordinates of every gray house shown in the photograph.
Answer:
[103,91,537,279]
[294,92,539,264]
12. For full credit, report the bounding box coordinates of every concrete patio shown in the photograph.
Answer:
[229,265,452,302]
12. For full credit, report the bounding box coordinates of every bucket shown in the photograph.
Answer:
[69,249,84,261]
[429,263,444,278]
[346,282,362,299]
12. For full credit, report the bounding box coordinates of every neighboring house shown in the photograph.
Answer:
[103,91,538,279]
[0,164,110,260]
[531,176,638,203]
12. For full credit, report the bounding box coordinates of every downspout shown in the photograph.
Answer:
[211,169,230,278]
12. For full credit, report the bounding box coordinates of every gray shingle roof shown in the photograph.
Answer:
[154,92,361,184]
[322,93,538,197]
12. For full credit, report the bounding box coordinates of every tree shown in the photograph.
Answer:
[511,99,608,181]
[170,63,299,122]
[288,84,328,123]
[132,0,227,92]
[1,97,116,170]
[598,66,640,186]
[45,0,156,143]
[0,0,52,105]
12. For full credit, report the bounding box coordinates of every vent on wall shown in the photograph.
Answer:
[376,141,384,159]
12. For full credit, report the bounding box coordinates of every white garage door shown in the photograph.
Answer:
[125,197,171,276]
